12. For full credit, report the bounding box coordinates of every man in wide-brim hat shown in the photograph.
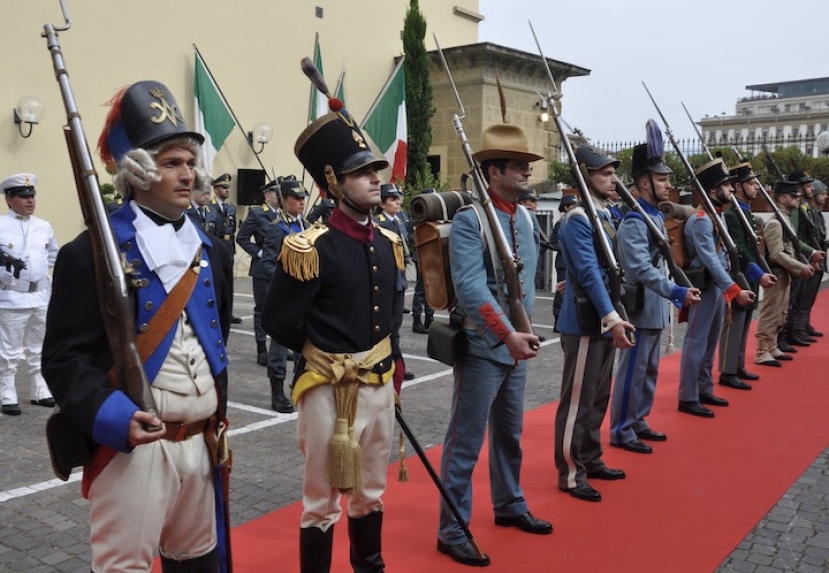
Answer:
[436,123,551,568]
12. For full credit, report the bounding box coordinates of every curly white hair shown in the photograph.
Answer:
[113,136,210,198]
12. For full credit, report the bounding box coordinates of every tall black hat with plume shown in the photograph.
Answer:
[631,119,673,179]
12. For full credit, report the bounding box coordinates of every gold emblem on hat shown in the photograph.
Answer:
[24,175,31,186]
[149,87,182,127]
[352,129,367,149]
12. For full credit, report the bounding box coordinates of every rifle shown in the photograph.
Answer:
[761,142,787,180]
[681,103,772,274]
[42,0,160,426]
[0,247,27,279]
[529,22,633,340]
[432,34,538,346]
[643,83,751,292]
[731,146,808,264]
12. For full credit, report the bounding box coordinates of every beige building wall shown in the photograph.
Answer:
[1,0,480,245]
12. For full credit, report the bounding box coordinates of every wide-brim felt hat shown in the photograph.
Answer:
[729,162,757,183]
[99,80,204,169]
[695,158,736,191]
[788,169,814,184]
[472,124,543,163]
[631,143,672,178]
[295,110,388,197]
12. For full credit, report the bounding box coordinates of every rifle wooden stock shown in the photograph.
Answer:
[642,84,750,292]
[614,181,692,288]
[45,20,159,426]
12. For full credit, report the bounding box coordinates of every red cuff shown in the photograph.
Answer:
[478,302,511,342]
[723,283,742,304]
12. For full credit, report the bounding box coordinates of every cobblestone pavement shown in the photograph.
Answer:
[0,278,826,572]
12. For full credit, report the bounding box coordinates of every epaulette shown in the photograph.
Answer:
[375,224,406,271]
[278,222,329,281]
[210,198,218,205]
[378,213,388,222]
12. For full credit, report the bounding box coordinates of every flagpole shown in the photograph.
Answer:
[359,56,405,129]
[193,44,269,174]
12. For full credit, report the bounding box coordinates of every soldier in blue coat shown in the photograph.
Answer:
[260,176,309,413]
[236,181,281,365]
[437,124,551,569]
[609,139,700,454]
[678,159,756,418]
[42,80,231,573]
[555,145,635,504]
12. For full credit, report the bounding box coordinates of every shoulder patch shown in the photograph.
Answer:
[375,224,406,271]
[279,223,329,281]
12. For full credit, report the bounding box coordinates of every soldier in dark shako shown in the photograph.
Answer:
[262,99,406,572]
[41,81,231,572]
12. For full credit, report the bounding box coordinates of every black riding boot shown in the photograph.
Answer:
[300,526,334,573]
[270,377,295,413]
[349,512,385,573]
[160,546,220,573]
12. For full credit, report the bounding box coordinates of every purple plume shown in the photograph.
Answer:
[645,119,664,159]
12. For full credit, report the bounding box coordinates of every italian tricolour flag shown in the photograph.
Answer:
[362,58,407,183]
[194,50,234,173]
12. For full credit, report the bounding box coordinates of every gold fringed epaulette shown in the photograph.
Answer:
[375,225,406,271]
[278,223,329,281]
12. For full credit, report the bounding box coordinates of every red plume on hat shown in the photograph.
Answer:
[97,86,130,174]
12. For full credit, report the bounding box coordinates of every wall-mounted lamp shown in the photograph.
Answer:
[535,91,550,123]
[247,121,274,155]
[13,95,45,138]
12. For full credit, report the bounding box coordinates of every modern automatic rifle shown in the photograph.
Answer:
[681,103,771,274]
[0,248,26,279]
[643,84,751,292]
[42,0,160,424]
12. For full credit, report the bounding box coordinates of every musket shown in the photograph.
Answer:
[643,83,751,292]
[432,34,538,346]
[761,142,787,180]
[42,0,159,426]
[681,103,772,274]
[0,247,27,279]
[529,22,633,339]
[731,146,808,264]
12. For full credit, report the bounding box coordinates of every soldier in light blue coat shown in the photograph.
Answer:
[437,124,551,568]
[609,136,700,454]
[555,145,635,504]
[678,159,755,418]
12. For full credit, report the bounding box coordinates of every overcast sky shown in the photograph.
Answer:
[478,0,827,144]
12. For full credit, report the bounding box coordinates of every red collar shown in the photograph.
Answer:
[488,189,517,216]
[328,207,374,243]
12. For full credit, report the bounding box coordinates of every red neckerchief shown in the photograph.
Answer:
[328,207,374,243]
[488,189,517,216]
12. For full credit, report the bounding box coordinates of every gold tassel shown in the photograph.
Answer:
[397,429,408,482]
[324,165,343,202]
[330,381,361,493]
[279,242,319,281]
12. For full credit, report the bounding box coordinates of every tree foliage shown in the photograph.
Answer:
[403,0,434,198]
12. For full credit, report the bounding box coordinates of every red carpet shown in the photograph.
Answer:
[172,291,829,572]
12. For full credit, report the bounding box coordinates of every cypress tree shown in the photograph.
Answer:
[403,0,435,193]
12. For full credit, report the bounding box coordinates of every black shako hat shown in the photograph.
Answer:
[788,169,814,185]
[380,183,403,201]
[631,120,672,178]
[774,180,800,195]
[729,162,757,184]
[99,80,204,169]
[278,175,309,199]
[295,109,388,199]
[695,158,736,191]
[576,144,619,171]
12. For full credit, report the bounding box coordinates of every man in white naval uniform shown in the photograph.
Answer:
[0,173,58,415]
